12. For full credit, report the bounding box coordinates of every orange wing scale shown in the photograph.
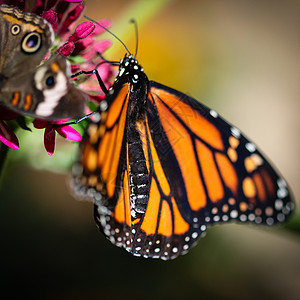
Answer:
[151,90,224,150]
[215,153,238,197]
[196,140,225,203]
[114,169,131,226]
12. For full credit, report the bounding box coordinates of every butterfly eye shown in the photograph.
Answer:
[45,75,55,88]
[21,32,41,54]
[11,24,21,35]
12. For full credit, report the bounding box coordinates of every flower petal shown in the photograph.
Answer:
[56,125,82,141]
[58,3,84,36]
[33,119,50,129]
[75,21,95,39]
[71,64,81,73]
[44,126,56,156]
[58,41,76,57]
[91,19,111,35]
[93,39,112,54]
[41,9,58,31]
[0,120,19,150]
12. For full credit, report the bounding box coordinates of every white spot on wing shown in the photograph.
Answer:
[192,232,198,239]
[35,71,67,117]
[277,188,288,199]
[34,66,47,90]
[230,210,238,219]
[231,127,241,138]
[200,225,206,231]
[210,110,218,118]
[277,178,287,188]
[245,142,256,153]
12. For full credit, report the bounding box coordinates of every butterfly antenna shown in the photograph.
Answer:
[96,52,120,66]
[129,19,138,58]
[84,16,132,56]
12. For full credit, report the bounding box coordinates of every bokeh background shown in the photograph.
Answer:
[0,0,299,299]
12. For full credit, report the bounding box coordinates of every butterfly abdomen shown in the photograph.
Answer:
[127,124,150,217]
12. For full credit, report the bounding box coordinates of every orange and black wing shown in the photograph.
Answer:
[74,77,293,260]
[73,82,130,210]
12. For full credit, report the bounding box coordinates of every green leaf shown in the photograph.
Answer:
[68,55,86,64]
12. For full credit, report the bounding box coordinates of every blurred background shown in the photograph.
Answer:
[0,0,299,299]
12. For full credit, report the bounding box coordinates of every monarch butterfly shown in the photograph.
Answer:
[72,25,294,260]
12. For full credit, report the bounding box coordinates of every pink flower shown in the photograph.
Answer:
[33,119,82,156]
[57,22,96,56]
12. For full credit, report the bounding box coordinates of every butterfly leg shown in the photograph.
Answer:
[72,69,108,95]
[73,110,99,123]
[54,69,110,127]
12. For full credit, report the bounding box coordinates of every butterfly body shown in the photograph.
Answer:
[73,54,294,260]
[115,55,151,216]
[0,4,86,120]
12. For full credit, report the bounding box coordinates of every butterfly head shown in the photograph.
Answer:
[107,54,149,111]
[116,54,145,85]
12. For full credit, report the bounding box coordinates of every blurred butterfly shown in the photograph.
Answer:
[0,4,86,120]
[72,23,294,260]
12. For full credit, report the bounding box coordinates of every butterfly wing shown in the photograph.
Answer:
[73,82,130,204]
[145,82,293,239]
[0,4,54,77]
[0,55,86,120]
